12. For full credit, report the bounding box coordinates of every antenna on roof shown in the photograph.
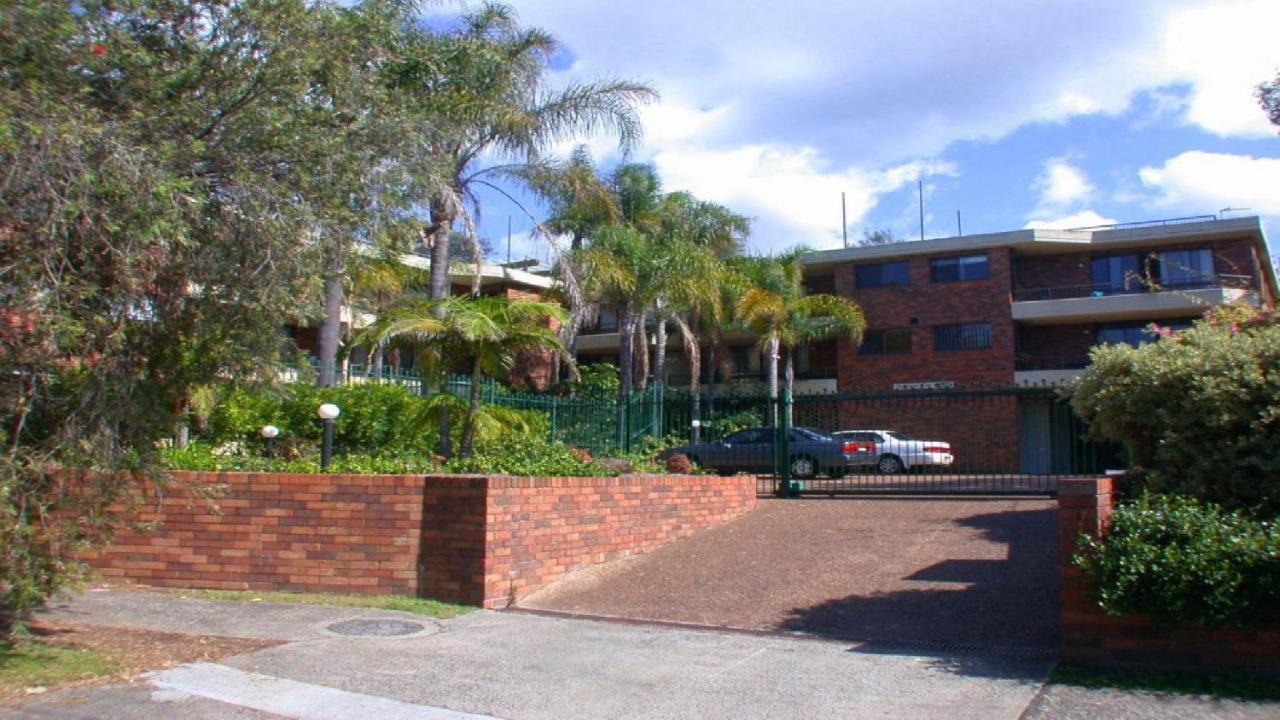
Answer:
[956,210,962,237]
[841,192,848,248]
[506,216,512,264]
[918,180,925,241]
[1219,207,1252,219]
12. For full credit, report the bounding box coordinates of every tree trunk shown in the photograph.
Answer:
[617,305,635,402]
[425,200,453,457]
[703,341,716,437]
[459,357,483,458]
[653,313,668,387]
[634,320,650,392]
[689,314,702,444]
[318,253,344,388]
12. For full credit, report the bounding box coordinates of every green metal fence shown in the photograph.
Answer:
[295,359,664,454]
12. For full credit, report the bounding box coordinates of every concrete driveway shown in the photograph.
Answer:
[521,497,1060,656]
[5,590,1052,719]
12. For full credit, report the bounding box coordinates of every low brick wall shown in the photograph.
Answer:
[82,471,757,608]
[1059,478,1280,673]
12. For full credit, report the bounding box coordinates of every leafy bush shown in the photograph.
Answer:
[563,363,619,398]
[442,435,609,476]
[1070,304,1280,516]
[1074,494,1280,628]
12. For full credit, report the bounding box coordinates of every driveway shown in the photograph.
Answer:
[520,497,1060,655]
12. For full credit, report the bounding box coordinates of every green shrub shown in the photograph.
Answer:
[443,435,609,476]
[1074,493,1280,628]
[1070,304,1280,516]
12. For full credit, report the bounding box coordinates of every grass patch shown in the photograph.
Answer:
[0,638,117,691]
[173,589,472,619]
[1051,663,1280,701]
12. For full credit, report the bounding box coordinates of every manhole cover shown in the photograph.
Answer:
[325,619,425,637]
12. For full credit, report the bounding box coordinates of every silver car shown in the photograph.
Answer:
[831,429,954,474]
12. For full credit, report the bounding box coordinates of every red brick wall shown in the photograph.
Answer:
[82,471,756,609]
[833,248,1016,389]
[1058,478,1280,673]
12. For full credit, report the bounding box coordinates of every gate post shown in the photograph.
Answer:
[776,387,794,496]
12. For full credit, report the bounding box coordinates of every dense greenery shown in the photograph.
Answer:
[1071,304,1280,627]
[1071,305,1280,516]
[1074,494,1280,629]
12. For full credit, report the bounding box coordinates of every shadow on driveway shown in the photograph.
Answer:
[521,498,1060,663]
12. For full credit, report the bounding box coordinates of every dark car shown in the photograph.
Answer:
[660,426,876,478]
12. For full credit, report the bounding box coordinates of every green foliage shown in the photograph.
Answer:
[1074,494,1280,629]
[567,364,620,398]
[443,435,609,477]
[1070,305,1280,516]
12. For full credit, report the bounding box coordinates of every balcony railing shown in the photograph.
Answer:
[1015,355,1090,372]
[1013,274,1252,302]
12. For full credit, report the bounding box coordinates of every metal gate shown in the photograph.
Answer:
[663,384,1119,497]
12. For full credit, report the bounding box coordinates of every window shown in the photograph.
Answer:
[1096,319,1194,348]
[1158,248,1214,288]
[593,307,618,332]
[930,254,988,282]
[859,328,912,355]
[1091,253,1144,295]
[729,345,758,376]
[725,429,766,444]
[855,261,910,288]
[934,323,992,351]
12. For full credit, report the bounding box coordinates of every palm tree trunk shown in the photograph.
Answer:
[426,200,453,457]
[689,313,702,444]
[459,357,483,458]
[618,305,635,402]
[766,335,780,426]
[634,320,650,392]
[653,313,668,387]
[318,252,344,388]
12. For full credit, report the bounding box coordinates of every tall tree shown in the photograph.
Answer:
[0,0,415,629]
[734,250,865,422]
[1257,70,1280,130]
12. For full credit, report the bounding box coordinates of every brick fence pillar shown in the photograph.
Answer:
[1058,477,1114,664]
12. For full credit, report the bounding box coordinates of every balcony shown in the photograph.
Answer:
[1015,355,1090,386]
[1012,275,1257,325]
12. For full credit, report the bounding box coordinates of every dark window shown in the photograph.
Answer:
[934,323,992,351]
[1090,253,1144,295]
[592,307,618,332]
[1096,319,1194,348]
[855,261,910,288]
[730,346,756,376]
[1158,248,1214,288]
[930,254,988,282]
[859,328,912,355]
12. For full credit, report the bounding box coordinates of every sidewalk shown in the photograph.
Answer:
[3,590,1278,719]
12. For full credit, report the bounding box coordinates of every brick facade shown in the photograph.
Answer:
[81,471,756,609]
[833,248,1016,389]
[1058,478,1280,673]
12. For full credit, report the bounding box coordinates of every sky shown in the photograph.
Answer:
[460,0,1280,263]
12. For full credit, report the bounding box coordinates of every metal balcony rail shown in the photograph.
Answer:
[1066,215,1217,232]
[1013,274,1252,302]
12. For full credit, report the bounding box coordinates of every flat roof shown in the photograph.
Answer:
[802,216,1268,269]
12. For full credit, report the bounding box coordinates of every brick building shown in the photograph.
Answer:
[799,215,1276,472]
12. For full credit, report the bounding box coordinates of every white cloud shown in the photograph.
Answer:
[652,144,956,251]
[1160,0,1279,138]
[1033,159,1095,209]
[1024,211,1119,230]
[1138,151,1280,214]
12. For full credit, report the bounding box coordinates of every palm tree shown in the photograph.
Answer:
[362,295,571,458]
[735,250,865,423]
[406,4,656,303]
[576,225,649,402]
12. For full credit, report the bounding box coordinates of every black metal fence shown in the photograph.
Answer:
[660,384,1121,497]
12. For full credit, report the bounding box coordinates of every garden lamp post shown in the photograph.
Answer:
[317,403,340,470]
[260,424,279,456]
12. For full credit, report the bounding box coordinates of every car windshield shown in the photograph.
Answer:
[793,427,834,442]
[886,431,913,441]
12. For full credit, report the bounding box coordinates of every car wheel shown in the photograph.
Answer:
[877,454,904,474]
[789,455,817,479]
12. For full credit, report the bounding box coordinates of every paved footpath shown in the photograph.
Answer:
[2,590,1278,719]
